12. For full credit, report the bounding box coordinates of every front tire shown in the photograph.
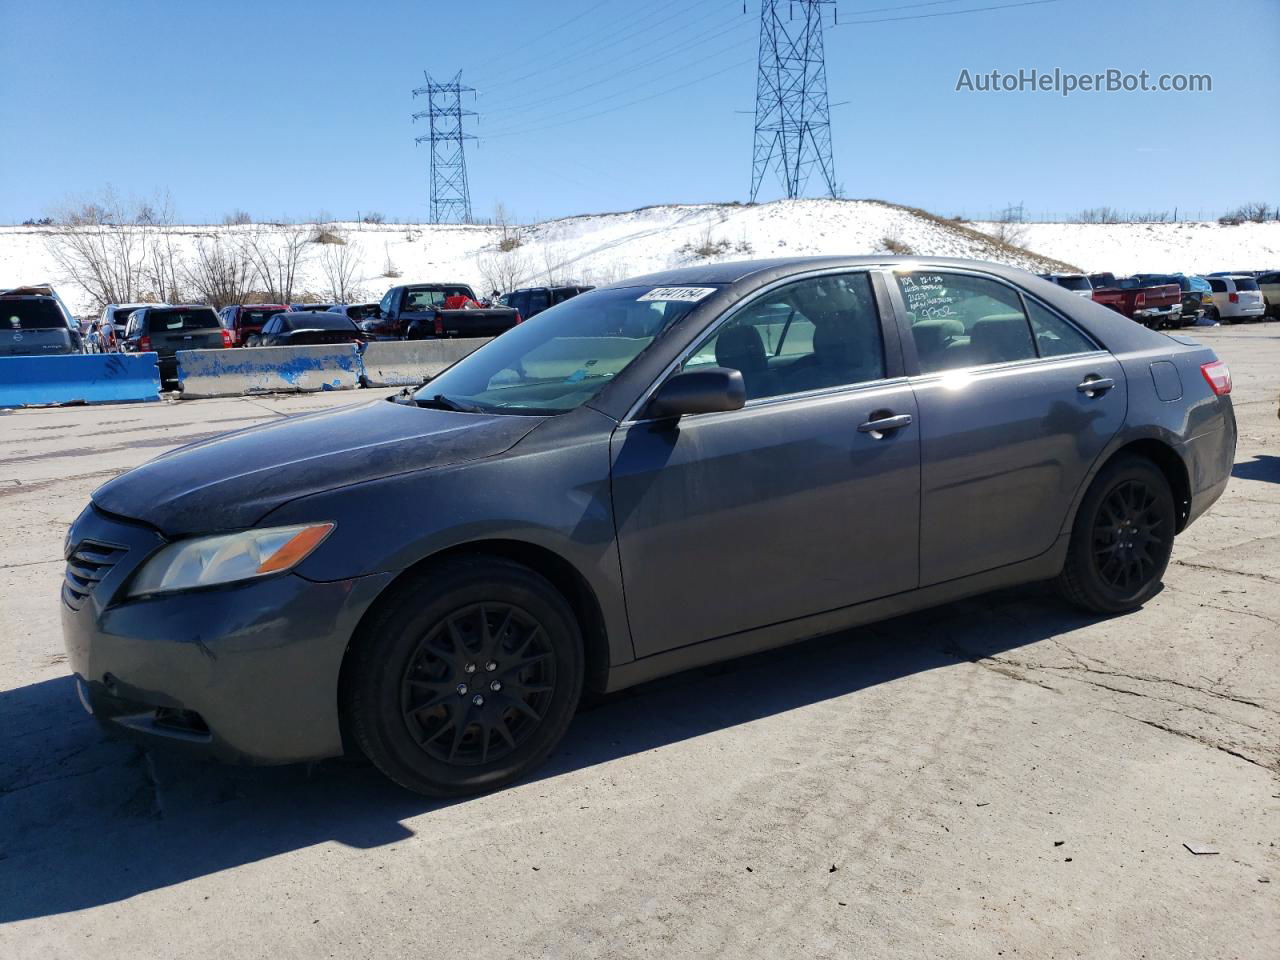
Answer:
[1057,456,1176,614]
[344,557,584,797]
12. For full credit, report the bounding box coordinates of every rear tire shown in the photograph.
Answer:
[343,557,584,797]
[1057,456,1176,614]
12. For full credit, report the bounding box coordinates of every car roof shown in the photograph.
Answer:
[600,255,1050,290]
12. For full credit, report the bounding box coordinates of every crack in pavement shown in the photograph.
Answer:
[1174,559,1280,586]
[1114,712,1275,771]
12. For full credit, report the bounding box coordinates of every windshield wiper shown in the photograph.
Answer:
[416,393,488,413]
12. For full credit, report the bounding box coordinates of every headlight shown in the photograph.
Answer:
[127,523,334,597]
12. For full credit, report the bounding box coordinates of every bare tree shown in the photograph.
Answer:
[476,247,531,296]
[184,235,255,308]
[319,231,363,303]
[46,190,147,308]
[242,223,312,303]
[493,202,524,252]
[222,209,253,226]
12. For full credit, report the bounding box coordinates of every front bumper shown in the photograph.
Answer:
[61,505,392,764]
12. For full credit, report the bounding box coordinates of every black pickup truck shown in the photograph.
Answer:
[362,283,520,340]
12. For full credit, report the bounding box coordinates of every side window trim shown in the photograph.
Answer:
[1016,290,1103,357]
[625,267,901,422]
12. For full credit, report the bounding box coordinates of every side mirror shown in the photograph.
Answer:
[647,367,746,419]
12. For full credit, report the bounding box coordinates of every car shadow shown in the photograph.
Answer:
[0,583,1101,922]
[1231,454,1280,484]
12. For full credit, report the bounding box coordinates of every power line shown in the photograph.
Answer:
[837,0,1061,25]
[475,0,719,96]
[481,17,755,119]
[479,54,757,141]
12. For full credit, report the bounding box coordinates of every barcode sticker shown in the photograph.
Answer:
[637,287,717,303]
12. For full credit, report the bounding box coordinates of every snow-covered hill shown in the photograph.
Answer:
[3,198,1275,316]
[970,220,1280,276]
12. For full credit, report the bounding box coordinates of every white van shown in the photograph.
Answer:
[1206,275,1267,322]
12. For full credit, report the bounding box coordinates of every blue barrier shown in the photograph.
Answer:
[0,353,162,409]
[178,344,362,398]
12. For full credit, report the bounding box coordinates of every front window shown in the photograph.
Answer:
[412,286,714,414]
[682,273,885,400]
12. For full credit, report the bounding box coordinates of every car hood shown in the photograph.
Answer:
[92,398,544,536]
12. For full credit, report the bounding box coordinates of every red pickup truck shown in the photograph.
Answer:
[1088,275,1182,329]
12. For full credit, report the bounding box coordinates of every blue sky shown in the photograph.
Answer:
[1,0,1276,223]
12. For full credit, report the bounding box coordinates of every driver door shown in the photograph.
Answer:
[610,271,921,658]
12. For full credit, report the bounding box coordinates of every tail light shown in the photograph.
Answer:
[514,311,524,324]
[434,314,445,336]
[1229,292,1239,304]
[221,328,233,348]
[1135,292,1146,307]
[1200,360,1231,396]
[139,336,151,352]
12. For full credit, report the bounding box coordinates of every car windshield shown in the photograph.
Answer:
[150,309,219,330]
[1,299,67,330]
[412,285,715,414]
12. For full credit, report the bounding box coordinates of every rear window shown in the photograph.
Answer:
[1054,276,1091,291]
[1,299,67,330]
[346,304,380,320]
[293,313,357,331]
[405,287,472,310]
[149,309,219,331]
[241,308,287,326]
[1258,273,1280,284]
[1232,278,1259,292]
[109,306,140,325]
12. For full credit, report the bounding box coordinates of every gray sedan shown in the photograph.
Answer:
[62,257,1236,795]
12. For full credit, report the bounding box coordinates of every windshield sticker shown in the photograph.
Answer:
[637,286,717,303]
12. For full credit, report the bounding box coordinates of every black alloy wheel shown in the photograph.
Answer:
[1058,456,1176,614]
[401,602,555,766]
[344,557,583,796]
[1089,479,1171,596]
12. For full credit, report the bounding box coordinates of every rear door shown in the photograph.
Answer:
[885,268,1126,585]
[1231,277,1265,314]
[611,270,921,657]
[0,299,75,356]
[147,308,224,356]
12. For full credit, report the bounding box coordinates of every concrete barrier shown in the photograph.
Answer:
[359,339,492,388]
[177,344,363,398]
[0,352,161,409]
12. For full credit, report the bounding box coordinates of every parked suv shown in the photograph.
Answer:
[1256,271,1280,319]
[100,303,155,347]
[501,285,594,320]
[0,285,81,356]
[1037,274,1093,298]
[1206,275,1267,323]
[219,304,290,347]
[122,305,227,385]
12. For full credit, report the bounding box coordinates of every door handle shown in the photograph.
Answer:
[1076,376,1116,396]
[857,413,913,436]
